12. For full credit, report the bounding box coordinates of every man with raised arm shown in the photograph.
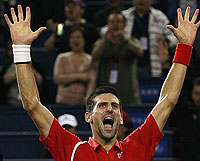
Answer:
[4,5,200,161]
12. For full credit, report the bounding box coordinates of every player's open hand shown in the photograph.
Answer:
[4,5,46,45]
[167,6,200,46]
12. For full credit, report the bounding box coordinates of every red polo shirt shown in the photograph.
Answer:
[40,114,163,161]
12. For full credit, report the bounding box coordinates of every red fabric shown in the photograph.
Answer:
[173,43,193,66]
[40,114,163,161]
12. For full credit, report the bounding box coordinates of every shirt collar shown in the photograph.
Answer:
[88,137,122,151]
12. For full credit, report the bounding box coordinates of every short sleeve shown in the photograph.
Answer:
[124,114,164,159]
[40,118,81,157]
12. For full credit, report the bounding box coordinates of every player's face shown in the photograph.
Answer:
[133,0,153,12]
[69,30,85,52]
[91,93,123,140]
[192,85,200,109]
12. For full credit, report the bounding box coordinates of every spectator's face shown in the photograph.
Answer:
[87,93,123,140]
[192,85,200,109]
[133,0,153,12]
[108,14,125,31]
[63,125,77,134]
[117,124,128,141]
[108,0,121,7]
[69,30,85,52]
[64,3,82,22]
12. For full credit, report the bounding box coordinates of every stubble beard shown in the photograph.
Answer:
[98,124,118,140]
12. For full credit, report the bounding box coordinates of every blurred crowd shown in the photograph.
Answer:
[0,0,200,160]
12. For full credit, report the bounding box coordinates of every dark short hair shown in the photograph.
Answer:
[64,0,86,8]
[68,25,86,41]
[86,86,122,112]
[108,11,126,25]
[193,77,200,90]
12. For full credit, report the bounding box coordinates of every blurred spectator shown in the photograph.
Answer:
[152,0,169,15]
[168,46,200,159]
[168,0,200,25]
[0,0,15,47]
[94,0,124,27]
[92,12,143,104]
[0,48,7,104]
[156,36,175,80]
[119,0,177,81]
[44,0,99,54]
[14,0,65,29]
[42,113,78,158]
[2,41,45,107]
[178,77,200,161]
[117,110,134,141]
[53,26,96,105]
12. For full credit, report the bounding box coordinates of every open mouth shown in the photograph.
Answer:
[103,117,114,131]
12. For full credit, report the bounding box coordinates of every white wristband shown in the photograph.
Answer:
[12,44,31,63]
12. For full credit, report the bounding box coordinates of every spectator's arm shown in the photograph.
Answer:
[84,60,97,103]
[32,67,43,85]
[3,71,16,85]
[157,36,171,69]
[126,39,144,56]
[53,54,90,85]
[44,33,56,53]
[91,39,107,61]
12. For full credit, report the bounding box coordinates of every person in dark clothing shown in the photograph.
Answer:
[44,0,99,54]
[94,0,124,28]
[179,77,200,161]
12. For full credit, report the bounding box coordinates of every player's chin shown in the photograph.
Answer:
[102,127,117,139]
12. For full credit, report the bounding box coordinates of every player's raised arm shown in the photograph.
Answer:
[151,7,200,131]
[4,5,54,138]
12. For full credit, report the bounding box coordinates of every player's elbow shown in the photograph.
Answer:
[166,95,178,107]
[22,96,40,112]
[159,94,178,108]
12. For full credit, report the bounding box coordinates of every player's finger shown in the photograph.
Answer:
[184,6,190,21]
[177,8,183,27]
[25,7,31,24]
[11,7,18,23]
[191,9,199,24]
[195,20,200,28]
[34,27,47,38]
[166,25,176,35]
[4,14,13,27]
[18,5,24,21]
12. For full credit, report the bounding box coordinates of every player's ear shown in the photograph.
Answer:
[120,113,123,125]
[85,112,93,123]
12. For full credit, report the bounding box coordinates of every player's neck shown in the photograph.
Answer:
[93,135,117,152]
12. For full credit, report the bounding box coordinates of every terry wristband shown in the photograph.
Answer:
[12,44,31,64]
[173,43,193,66]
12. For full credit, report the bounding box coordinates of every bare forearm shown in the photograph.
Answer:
[151,63,187,131]
[127,39,143,56]
[85,64,97,99]
[159,63,187,103]
[44,34,56,53]
[16,64,40,110]
[92,39,107,61]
